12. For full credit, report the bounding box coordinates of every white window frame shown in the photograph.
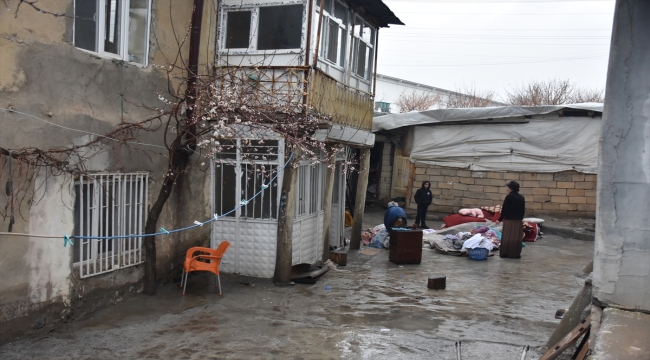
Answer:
[351,17,375,82]
[75,173,149,278]
[219,3,306,55]
[318,0,348,69]
[295,161,326,218]
[73,0,152,66]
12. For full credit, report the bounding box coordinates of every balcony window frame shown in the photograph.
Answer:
[317,0,349,69]
[351,17,376,83]
[73,0,152,66]
[219,3,306,55]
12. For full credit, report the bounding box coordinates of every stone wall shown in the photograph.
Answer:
[408,164,597,218]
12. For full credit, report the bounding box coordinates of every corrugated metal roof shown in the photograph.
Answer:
[372,103,604,131]
[349,0,404,27]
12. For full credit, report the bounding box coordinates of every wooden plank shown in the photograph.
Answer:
[541,315,591,360]
[572,329,590,360]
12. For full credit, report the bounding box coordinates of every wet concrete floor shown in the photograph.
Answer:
[0,209,593,359]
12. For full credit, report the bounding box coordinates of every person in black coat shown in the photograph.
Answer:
[496,181,526,258]
[413,181,433,229]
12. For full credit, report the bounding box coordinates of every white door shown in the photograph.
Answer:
[211,139,284,278]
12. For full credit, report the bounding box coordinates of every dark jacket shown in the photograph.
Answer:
[414,181,433,206]
[499,191,526,221]
[384,206,408,230]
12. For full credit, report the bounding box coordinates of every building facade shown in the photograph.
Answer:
[0,0,402,340]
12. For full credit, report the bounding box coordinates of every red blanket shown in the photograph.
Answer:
[441,210,501,228]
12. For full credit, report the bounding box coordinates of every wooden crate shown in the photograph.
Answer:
[389,230,423,264]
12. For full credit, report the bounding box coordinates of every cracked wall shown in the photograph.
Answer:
[593,0,650,311]
[0,0,217,328]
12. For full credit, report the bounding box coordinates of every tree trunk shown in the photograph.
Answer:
[141,0,204,295]
[274,149,299,284]
[350,148,370,250]
[142,176,175,295]
[321,154,336,261]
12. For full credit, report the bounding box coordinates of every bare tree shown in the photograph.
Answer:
[506,78,604,105]
[2,0,342,295]
[394,90,441,113]
[570,87,605,103]
[444,84,497,108]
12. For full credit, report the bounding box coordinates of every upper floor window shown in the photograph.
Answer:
[223,5,304,51]
[318,0,348,67]
[74,0,151,65]
[352,16,375,81]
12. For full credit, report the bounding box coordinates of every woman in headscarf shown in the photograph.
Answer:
[497,181,526,259]
[384,202,408,231]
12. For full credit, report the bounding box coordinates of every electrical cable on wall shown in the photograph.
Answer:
[0,152,294,246]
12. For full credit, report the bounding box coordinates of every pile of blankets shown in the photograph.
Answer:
[442,225,502,251]
[424,221,504,256]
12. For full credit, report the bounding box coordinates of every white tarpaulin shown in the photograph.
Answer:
[373,103,603,131]
[410,116,602,173]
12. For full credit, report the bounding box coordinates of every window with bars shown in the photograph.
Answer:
[214,139,282,220]
[74,0,151,65]
[74,173,148,278]
[296,162,326,218]
[318,0,348,67]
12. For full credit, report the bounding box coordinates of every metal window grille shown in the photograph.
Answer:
[214,139,282,220]
[75,173,148,278]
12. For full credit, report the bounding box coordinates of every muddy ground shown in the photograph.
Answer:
[0,209,593,359]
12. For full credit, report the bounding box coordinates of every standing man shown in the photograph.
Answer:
[414,181,433,229]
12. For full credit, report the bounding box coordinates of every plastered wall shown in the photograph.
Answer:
[0,0,217,326]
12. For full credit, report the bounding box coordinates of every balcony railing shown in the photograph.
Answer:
[309,69,374,131]
[214,66,374,132]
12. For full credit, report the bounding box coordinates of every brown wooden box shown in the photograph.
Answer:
[389,230,423,264]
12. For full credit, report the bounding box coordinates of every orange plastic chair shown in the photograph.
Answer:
[181,241,231,296]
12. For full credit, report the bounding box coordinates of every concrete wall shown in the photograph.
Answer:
[407,163,597,218]
[0,0,216,330]
[378,140,393,200]
[593,0,650,311]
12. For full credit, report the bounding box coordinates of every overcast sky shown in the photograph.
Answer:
[377,0,616,101]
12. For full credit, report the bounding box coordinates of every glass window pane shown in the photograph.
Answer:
[215,164,237,217]
[241,139,279,161]
[225,11,251,48]
[257,5,303,50]
[356,40,366,78]
[338,24,347,66]
[332,164,340,204]
[333,1,346,23]
[365,47,373,80]
[362,23,373,43]
[310,166,319,213]
[127,0,148,64]
[104,0,122,55]
[327,19,338,63]
[214,139,238,161]
[320,20,327,57]
[323,0,332,13]
[75,0,97,51]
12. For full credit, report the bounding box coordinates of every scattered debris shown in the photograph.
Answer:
[428,275,446,290]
